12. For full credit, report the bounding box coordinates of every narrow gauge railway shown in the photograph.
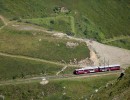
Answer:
[73,64,120,75]
[0,70,121,86]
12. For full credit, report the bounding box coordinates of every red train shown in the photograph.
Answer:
[73,64,120,75]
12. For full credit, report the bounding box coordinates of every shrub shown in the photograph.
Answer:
[50,20,55,24]
[66,31,74,36]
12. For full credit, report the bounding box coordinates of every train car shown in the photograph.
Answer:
[73,69,84,75]
[98,66,108,72]
[73,66,98,75]
[98,64,120,72]
[107,64,120,71]
[73,64,120,75]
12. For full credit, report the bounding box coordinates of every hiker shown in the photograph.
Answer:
[117,70,125,80]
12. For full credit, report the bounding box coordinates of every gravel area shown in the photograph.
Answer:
[86,40,130,68]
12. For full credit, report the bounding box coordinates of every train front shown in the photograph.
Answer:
[73,69,79,75]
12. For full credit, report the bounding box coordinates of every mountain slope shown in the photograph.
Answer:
[0,0,130,41]
[90,67,130,100]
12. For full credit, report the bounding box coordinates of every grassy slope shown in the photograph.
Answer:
[0,54,77,81]
[0,0,130,40]
[0,1,130,99]
[91,67,130,100]
[0,27,89,63]
[0,74,118,100]
[23,16,73,34]
[106,38,130,50]
[0,55,61,80]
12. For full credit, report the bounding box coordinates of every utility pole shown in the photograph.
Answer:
[104,57,105,66]
[108,60,109,67]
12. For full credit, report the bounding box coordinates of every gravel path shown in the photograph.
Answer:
[86,40,130,68]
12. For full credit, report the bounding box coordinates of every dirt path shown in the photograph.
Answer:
[0,15,8,25]
[56,65,67,76]
[102,36,130,43]
[0,15,10,30]
[0,52,77,67]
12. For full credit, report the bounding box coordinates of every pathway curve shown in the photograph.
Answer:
[56,66,68,76]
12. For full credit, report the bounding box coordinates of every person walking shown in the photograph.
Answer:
[117,70,125,80]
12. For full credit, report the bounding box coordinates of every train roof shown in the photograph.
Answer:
[75,66,98,70]
[75,64,120,71]
[99,64,120,68]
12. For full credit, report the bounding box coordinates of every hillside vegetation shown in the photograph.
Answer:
[106,38,130,50]
[0,54,78,81]
[22,16,74,34]
[0,1,130,99]
[90,67,130,100]
[0,19,4,27]
[0,0,130,40]
[0,55,76,81]
[0,74,118,100]
[0,26,89,63]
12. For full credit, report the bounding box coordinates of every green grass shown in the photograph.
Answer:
[106,38,130,50]
[0,74,118,100]
[0,0,129,41]
[23,16,74,34]
[91,67,130,100]
[0,27,89,63]
[61,67,77,75]
[102,35,130,43]
[0,55,63,81]
[70,16,75,33]
[0,19,4,27]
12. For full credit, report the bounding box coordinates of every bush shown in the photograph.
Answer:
[50,20,55,24]
[66,31,74,36]
[11,17,20,21]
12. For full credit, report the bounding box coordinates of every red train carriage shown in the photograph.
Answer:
[73,64,120,75]
[73,66,98,75]
[107,64,120,71]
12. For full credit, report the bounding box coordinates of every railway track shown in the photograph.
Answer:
[0,70,121,86]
